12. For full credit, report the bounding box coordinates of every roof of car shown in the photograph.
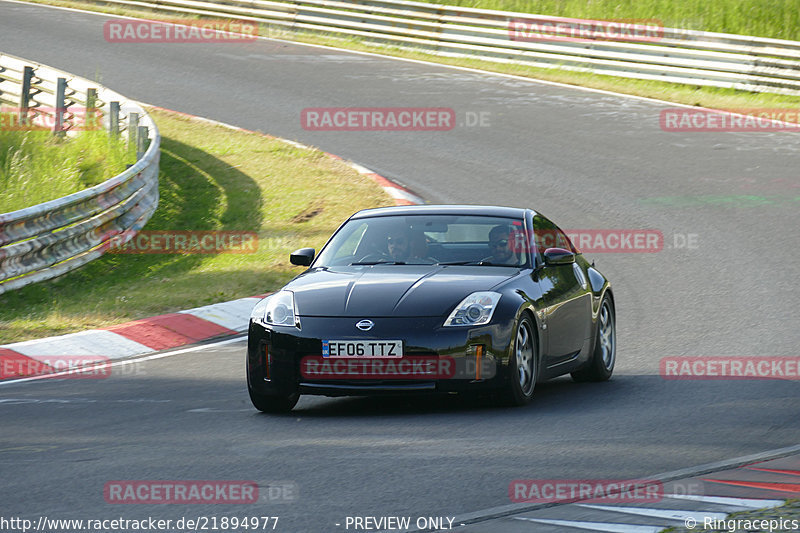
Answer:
[351,205,532,219]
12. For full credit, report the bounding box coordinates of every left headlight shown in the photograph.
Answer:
[251,290,300,328]
[444,291,502,327]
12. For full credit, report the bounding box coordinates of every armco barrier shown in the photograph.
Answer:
[77,0,800,95]
[0,52,160,295]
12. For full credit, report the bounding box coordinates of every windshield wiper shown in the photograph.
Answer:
[437,260,484,266]
[349,260,407,265]
[436,260,519,266]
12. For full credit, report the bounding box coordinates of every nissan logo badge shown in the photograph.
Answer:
[356,319,374,331]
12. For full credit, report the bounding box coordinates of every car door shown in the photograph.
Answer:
[532,215,592,364]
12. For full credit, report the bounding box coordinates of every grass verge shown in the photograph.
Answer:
[0,122,132,212]
[0,107,390,343]
[410,0,800,42]
[16,0,800,115]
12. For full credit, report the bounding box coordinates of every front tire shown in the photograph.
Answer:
[248,386,299,413]
[500,315,538,406]
[246,349,300,413]
[571,294,615,382]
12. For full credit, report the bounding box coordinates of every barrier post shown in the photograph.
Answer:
[54,77,67,136]
[18,66,34,126]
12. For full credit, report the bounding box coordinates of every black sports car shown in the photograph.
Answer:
[247,205,615,412]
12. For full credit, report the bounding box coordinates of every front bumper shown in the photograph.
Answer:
[246,316,515,397]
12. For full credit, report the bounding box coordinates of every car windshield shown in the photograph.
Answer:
[314,214,530,268]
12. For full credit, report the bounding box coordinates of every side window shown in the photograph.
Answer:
[533,215,575,254]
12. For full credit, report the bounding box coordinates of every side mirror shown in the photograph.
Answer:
[290,248,315,266]
[543,247,575,266]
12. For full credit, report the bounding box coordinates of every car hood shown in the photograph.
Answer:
[286,266,517,317]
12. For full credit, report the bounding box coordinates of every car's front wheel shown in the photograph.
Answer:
[571,294,615,382]
[248,386,299,413]
[246,351,300,413]
[500,315,538,406]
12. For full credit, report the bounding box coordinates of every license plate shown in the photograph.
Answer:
[322,340,403,358]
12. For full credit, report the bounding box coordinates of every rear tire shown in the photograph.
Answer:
[499,315,538,406]
[571,294,615,382]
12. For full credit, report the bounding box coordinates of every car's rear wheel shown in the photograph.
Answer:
[500,315,538,406]
[248,386,299,413]
[571,294,615,382]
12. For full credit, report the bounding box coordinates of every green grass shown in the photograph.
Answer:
[0,108,390,343]
[0,122,133,212]
[411,0,800,42]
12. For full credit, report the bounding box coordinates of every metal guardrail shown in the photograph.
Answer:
[0,52,160,295]
[73,0,800,95]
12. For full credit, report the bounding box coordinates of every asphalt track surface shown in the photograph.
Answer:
[0,2,798,531]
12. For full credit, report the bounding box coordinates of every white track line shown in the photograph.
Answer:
[512,517,663,533]
[575,504,727,521]
[663,494,785,509]
[0,335,246,387]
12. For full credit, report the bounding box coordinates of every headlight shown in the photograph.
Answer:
[250,298,269,320]
[444,292,501,327]
[252,291,300,327]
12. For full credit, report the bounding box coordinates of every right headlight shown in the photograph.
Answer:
[444,292,501,327]
[251,290,300,328]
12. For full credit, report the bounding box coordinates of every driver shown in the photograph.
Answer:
[387,230,411,261]
[386,228,435,263]
[483,225,518,265]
